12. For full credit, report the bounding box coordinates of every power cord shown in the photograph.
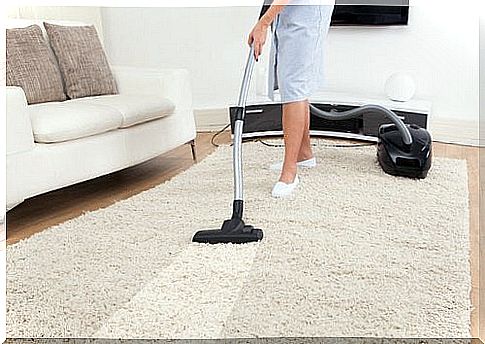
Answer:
[210,124,377,149]
[210,123,231,147]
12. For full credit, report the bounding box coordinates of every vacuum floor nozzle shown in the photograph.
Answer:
[192,217,263,244]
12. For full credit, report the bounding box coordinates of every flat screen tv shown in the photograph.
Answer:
[331,0,409,26]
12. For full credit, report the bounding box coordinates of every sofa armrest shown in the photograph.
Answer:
[6,87,34,155]
[111,66,193,112]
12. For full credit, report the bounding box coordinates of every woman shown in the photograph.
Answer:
[248,0,334,198]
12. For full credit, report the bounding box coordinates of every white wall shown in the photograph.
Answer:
[101,4,479,131]
[325,4,478,121]
[7,6,104,40]
[101,4,479,120]
[101,6,260,110]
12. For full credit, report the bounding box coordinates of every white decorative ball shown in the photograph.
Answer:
[385,73,416,102]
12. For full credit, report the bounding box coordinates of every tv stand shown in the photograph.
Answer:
[230,91,432,141]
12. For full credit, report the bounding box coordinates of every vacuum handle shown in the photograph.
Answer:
[236,46,256,108]
[259,3,272,18]
[233,45,257,203]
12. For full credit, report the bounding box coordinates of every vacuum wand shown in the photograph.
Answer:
[192,45,263,244]
[233,46,256,202]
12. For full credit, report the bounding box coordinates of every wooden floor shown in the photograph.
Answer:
[6,132,482,339]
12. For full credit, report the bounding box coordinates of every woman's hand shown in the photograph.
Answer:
[248,2,287,60]
[248,21,269,61]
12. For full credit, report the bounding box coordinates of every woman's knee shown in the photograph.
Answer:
[282,99,309,114]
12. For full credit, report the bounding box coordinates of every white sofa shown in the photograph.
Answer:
[6,20,196,210]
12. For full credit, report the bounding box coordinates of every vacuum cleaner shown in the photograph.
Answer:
[192,3,432,245]
[309,105,432,179]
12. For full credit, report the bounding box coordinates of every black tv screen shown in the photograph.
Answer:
[331,1,409,26]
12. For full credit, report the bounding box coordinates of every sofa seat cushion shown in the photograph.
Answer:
[75,94,175,128]
[29,102,123,143]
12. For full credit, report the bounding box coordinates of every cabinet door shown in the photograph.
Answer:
[310,104,361,133]
[362,110,428,136]
[230,104,282,134]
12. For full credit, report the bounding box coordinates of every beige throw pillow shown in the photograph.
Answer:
[6,25,67,104]
[43,22,118,99]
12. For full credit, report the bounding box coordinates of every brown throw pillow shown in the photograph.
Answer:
[6,25,67,104]
[43,22,118,99]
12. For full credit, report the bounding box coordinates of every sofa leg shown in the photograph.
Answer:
[189,139,197,161]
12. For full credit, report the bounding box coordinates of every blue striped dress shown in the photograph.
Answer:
[268,2,334,103]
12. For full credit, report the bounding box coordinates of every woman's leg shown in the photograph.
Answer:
[298,103,313,162]
[280,100,308,184]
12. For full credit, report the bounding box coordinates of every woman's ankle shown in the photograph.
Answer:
[279,164,297,183]
[297,152,314,162]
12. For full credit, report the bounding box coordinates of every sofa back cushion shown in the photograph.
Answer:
[6,25,67,104]
[43,22,118,99]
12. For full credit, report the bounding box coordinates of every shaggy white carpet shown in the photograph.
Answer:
[7,142,471,339]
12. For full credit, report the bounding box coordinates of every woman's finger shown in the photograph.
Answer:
[254,42,261,61]
[253,41,258,59]
[248,34,253,47]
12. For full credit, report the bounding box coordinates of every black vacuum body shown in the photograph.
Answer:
[377,123,432,179]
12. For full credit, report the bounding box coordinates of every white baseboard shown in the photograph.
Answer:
[429,118,480,146]
[194,108,230,132]
[194,108,481,147]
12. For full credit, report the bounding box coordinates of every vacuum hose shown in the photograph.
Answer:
[309,104,413,146]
